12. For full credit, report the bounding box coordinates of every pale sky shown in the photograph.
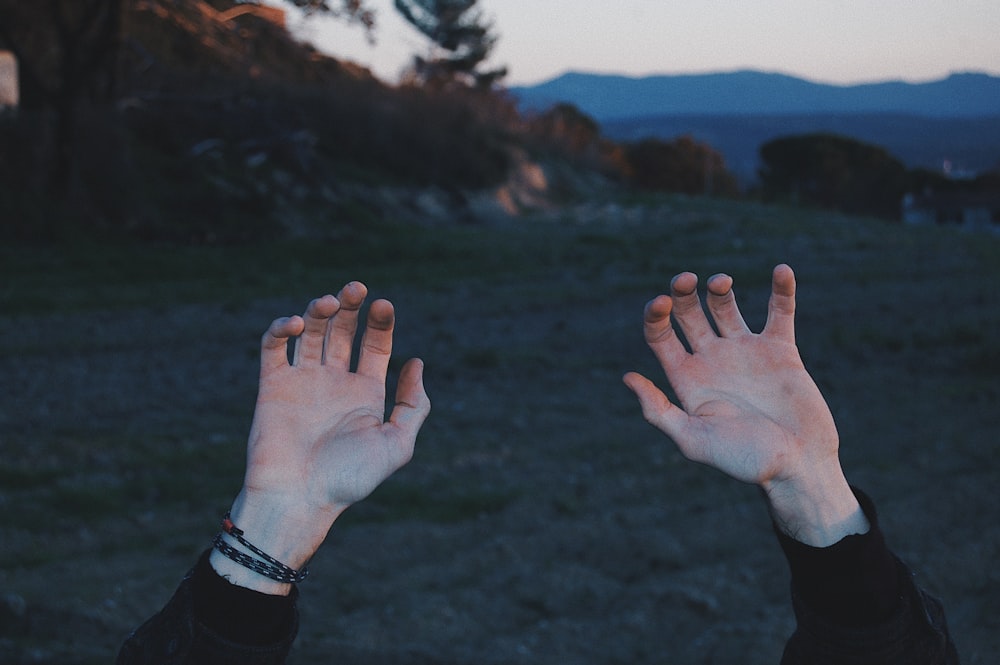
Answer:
[272,0,1000,86]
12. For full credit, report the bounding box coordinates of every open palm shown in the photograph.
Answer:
[625,265,865,545]
[211,282,430,588]
[245,282,430,514]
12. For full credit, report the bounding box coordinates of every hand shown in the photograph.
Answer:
[210,282,430,593]
[624,264,868,546]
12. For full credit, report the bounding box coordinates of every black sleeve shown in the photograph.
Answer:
[117,550,299,665]
[776,490,960,665]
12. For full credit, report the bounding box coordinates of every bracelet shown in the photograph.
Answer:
[212,512,309,584]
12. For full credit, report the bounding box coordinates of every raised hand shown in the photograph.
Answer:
[624,265,868,546]
[211,282,430,593]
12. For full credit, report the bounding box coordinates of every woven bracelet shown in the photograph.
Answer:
[212,513,309,584]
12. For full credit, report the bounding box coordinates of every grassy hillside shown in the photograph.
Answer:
[1,196,998,663]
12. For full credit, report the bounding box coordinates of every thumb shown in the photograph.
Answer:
[388,358,431,444]
[623,371,689,442]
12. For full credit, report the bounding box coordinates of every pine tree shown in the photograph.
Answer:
[393,0,505,89]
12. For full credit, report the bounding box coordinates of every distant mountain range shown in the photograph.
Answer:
[509,71,1000,180]
[510,70,1000,120]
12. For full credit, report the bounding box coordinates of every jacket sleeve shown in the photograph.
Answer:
[117,550,299,665]
[777,490,959,665]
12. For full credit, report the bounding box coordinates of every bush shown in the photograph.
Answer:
[623,135,739,197]
[759,133,908,219]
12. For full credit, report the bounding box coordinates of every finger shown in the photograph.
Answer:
[642,295,691,372]
[622,371,691,442]
[386,358,431,463]
[669,272,715,350]
[292,295,339,366]
[356,298,395,380]
[705,273,751,337]
[260,315,305,374]
[324,281,368,369]
[763,264,796,341]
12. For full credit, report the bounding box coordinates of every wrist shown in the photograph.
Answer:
[209,548,296,596]
[763,463,869,547]
[208,489,342,595]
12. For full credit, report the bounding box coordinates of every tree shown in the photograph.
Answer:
[0,0,124,195]
[525,103,630,178]
[230,0,376,37]
[393,0,506,89]
[759,133,908,219]
[528,103,601,154]
[624,135,738,197]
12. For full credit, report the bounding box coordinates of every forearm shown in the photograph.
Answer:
[776,489,959,665]
[119,493,325,661]
[775,489,897,625]
[763,458,869,547]
[117,551,299,665]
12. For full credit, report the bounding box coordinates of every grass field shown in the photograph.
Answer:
[1,195,998,664]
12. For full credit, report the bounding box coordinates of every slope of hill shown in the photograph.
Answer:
[1,0,521,242]
[510,70,1000,121]
[121,0,374,92]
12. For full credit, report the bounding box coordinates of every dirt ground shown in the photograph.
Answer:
[1,201,998,664]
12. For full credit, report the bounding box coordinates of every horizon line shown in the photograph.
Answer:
[506,67,1000,89]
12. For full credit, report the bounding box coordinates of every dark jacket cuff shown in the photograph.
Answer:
[192,549,299,646]
[774,488,900,626]
[775,489,959,665]
[117,550,299,665]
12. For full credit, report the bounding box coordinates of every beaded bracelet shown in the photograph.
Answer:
[212,512,309,584]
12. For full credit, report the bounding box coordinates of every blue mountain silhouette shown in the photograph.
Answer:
[511,70,1000,120]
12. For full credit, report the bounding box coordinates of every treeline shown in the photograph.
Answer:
[757,133,1000,220]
